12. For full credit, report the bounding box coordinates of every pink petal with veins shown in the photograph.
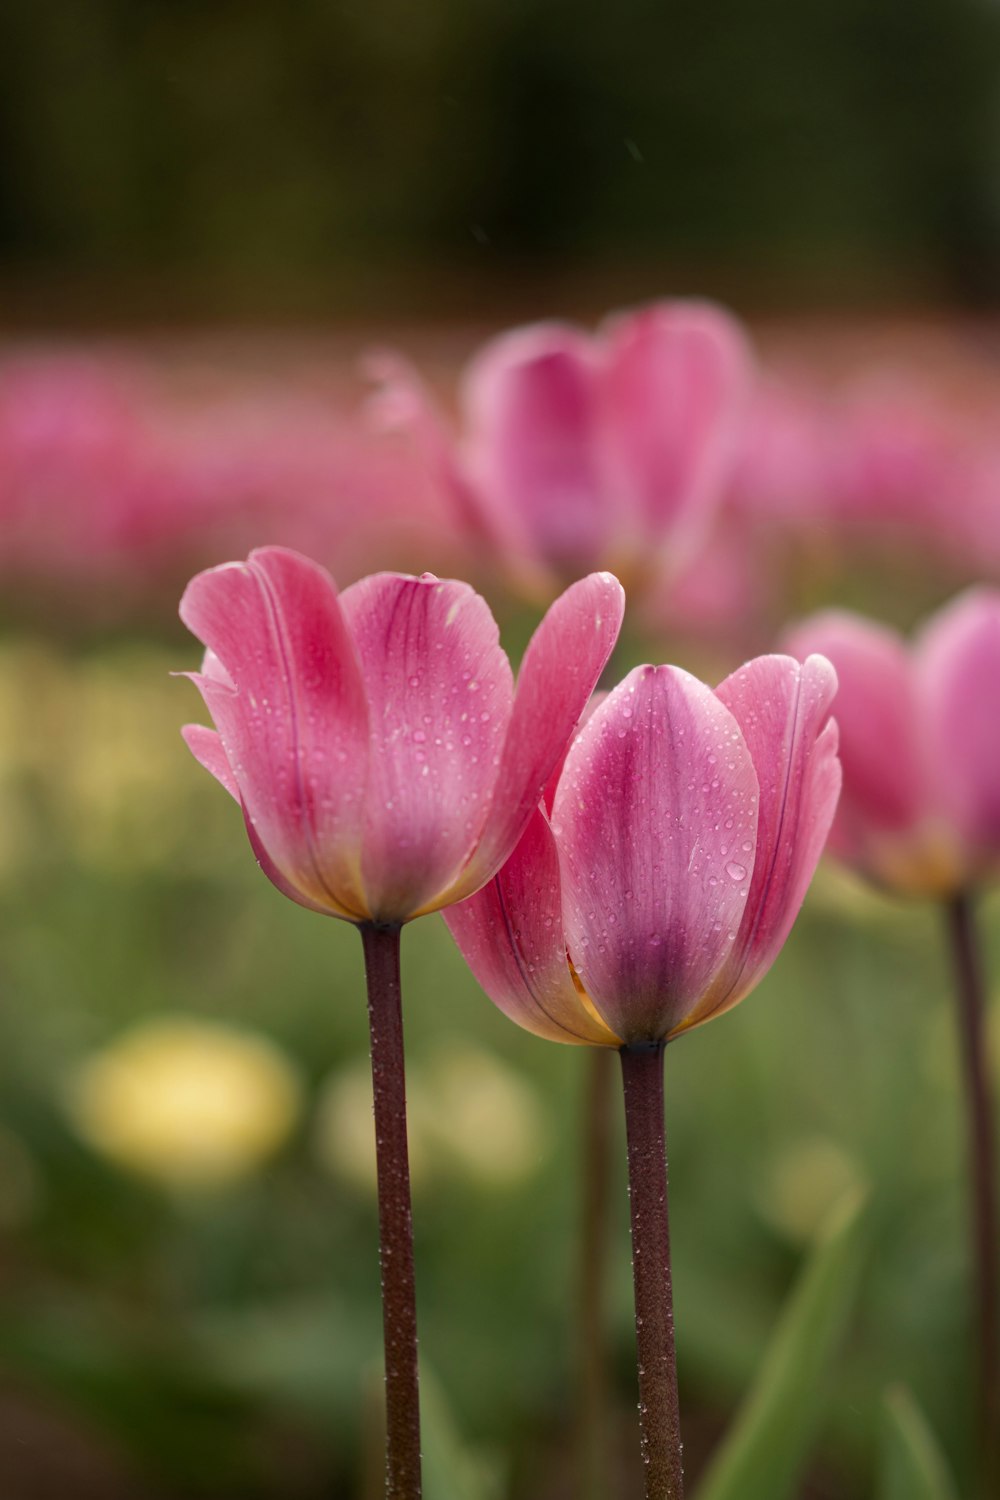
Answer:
[552,665,759,1044]
[684,654,841,1029]
[339,572,514,922]
[181,723,239,801]
[445,808,620,1047]
[446,571,625,904]
[179,546,370,918]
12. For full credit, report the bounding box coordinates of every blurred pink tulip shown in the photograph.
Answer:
[446,653,840,1045]
[786,590,1000,896]
[822,383,978,549]
[726,377,832,525]
[370,300,752,592]
[0,355,158,578]
[180,546,624,926]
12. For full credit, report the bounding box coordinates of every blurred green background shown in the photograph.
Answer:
[1,0,1000,320]
[1,3,1000,1498]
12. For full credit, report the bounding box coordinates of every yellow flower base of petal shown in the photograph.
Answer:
[66,1016,302,1190]
[867,825,967,901]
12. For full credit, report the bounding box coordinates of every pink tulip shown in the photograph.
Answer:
[369,300,752,591]
[726,376,832,525]
[445,652,840,1046]
[786,590,1000,897]
[823,382,974,539]
[179,546,624,926]
[0,354,154,578]
[789,592,1000,1477]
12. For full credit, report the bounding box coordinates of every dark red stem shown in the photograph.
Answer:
[360,922,422,1500]
[620,1043,684,1500]
[945,894,1000,1497]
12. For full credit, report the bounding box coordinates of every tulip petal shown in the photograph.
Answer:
[684,654,841,1029]
[552,665,759,1044]
[181,723,239,801]
[600,301,751,559]
[339,572,514,922]
[365,349,491,548]
[445,571,625,906]
[445,808,621,1047]
[917,588,1000,862]
[462,324,608,571]
[179,546,370,918]
[783,611,924,861]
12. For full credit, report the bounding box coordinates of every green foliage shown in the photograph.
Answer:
[0,635,993,1494]
[694,1188,868,1500]
[877,1387,958,1500]
[421,1365,504,1500]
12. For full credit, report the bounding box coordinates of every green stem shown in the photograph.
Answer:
[578,1045,615,1500]
[620,1042,684,1500]
[945,893,1000,1498]
[360,922,422,1500]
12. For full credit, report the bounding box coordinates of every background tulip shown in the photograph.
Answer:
[785,590,1000,899]
[446,651,840,1500]
[787,590,1000,1492]
[369,300,752,596]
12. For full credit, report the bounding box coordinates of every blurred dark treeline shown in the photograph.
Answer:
[1,0,1000,318]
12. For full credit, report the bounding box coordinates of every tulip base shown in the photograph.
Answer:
[361,922,422,1500]
[619,1042,684,1500]
[945,894,1000,1498]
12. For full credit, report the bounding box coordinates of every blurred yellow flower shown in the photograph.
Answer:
[424,1045,548,1187]
[0,640,238,879]
[314,1043,548,1193]
[314,1059,435,1192]
[757,1135,862,1244]
[65,1015,302,1189]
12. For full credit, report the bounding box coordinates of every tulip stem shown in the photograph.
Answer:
[360,922,422,1500]
[945,893,1000,1497]
[619,1042,684,1500]
[578,1045,616,1500]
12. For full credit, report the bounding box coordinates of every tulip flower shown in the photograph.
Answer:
[369,300,751,597]
[179,545,623,1500]
[180,546,624,925]
[784,592,1000,899]
[446,653,840,1500]
[787,592,1000,1488]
